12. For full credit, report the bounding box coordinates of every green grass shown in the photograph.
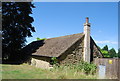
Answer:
[1,64,97,79]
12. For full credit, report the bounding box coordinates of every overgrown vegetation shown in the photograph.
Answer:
[53,61,97,75]
[50,57,58,65]
[50,57,97,75]
[2,64,97,79]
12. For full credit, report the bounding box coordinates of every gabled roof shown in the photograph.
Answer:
[24,33,84,57]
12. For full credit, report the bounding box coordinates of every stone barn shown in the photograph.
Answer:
[22,17,103,69]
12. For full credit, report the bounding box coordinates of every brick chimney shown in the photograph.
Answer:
[83,17,91,63]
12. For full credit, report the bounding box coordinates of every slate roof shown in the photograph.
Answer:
[23,33,84,57]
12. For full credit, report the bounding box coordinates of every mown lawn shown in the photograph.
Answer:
[1,64,97,79]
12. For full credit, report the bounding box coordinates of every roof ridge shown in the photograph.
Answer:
[46,33,83,40]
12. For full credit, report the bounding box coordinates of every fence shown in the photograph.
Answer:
[94,58,120,79]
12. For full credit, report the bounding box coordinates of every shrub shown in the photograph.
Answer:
[62,61,97,75]
[82,62,97,74]
[51,60,97,75]
[50,57,58,65]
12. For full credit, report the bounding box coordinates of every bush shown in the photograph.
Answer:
[50,57,58,65]
[50,59,97,75]
[82,62,97,74]
[60,61,97,75]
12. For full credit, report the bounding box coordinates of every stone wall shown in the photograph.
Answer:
[90,38,103,61]
[92,45,102,58]
[59,38,84,65]
[59,37,103,65]
[30,56,52,69]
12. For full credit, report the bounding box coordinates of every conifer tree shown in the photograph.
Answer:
[2,2,35,62]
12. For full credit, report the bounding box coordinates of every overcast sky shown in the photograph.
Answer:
[27,2,118,52]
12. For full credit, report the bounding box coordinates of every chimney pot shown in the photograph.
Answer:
[86,17,89,23]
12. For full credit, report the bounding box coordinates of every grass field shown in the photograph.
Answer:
[1,64,97,79]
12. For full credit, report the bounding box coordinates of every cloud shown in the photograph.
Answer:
[95,40,118,44]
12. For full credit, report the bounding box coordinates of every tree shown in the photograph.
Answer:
[102,45,108,51]
[101,50,110,58]
[2,2,35,62]
[100,45,110,58]
[118,48,120,58]
[36,37,46,41]
[108,48,117,58]
[100,45,118,58]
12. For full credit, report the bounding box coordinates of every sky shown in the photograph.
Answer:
[33,0,119,2]
[27,2,118,52]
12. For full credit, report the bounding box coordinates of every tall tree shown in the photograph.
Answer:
[100,45,110,58]
[101,50,110,58]
[118,48,120,58]
[2,2,35,62]
[102,45,108,51]
[108,48,117,58]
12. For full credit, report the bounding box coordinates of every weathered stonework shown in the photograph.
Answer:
[92,44,103,58]
[30,56,52,69]
[59,38,84,65]
[31,58,50,69]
